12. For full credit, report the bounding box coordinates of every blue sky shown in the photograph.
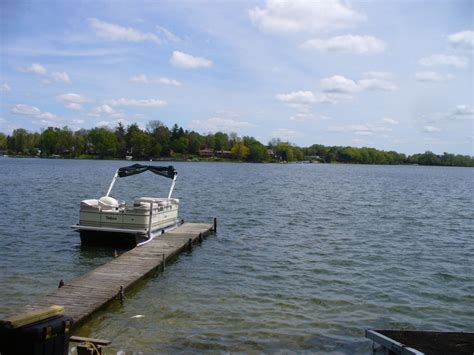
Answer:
[1,0,473,154]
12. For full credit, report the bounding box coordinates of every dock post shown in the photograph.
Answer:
[58,279,64,288]
[198,232,203,243]
[213,217,217,232]
[119,285,125,303]
[188,238,192,250]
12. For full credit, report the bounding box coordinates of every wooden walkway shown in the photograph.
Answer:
[19,222,214,327]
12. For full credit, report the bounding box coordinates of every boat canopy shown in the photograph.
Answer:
[117,164,177,179]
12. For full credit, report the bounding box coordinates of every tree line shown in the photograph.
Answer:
[0,121,472,167]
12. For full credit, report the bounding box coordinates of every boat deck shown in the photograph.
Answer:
[15,222,214,327]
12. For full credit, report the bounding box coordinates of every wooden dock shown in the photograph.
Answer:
[17,222,214,327]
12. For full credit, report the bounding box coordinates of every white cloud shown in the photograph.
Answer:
[290,112,331,123]
[19,63,47,75]
[249,0,365,33]
[448,30,474,49]
[271,128,302,140]
[320,75,360,93]
[381,117,399,125]
[107,98,167,107]
[92,104,115,114]
[57,93,89,103]
[65,103,83,111]
[129,74,149,83]
[11,104,42,116]
[301,35,386,54]
[51,71,71,83]
[423,125,441,133]
[88,18,160,44]
[156,25,180,42]
[320,75,397,93]
[11,104,61,124]
[170,51,212,69]
[0,83,11,92]
[358,78,398,91]
[158,77,182,86]
[328,123,392,135]
[276,90,348,107]
[452,105,474,117]
[277,90,320,104]
[415,71,454,82]
[363,71,393,79]
[189,116,254,133]
[129,74,182,86]
[418,54,469,68]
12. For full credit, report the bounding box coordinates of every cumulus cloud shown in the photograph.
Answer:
[19,63,47,75]
[156,25,180,42]
[158,77,182,86]
[89,18,160,44]
[189,116,254,133]
[18,63,71,84]
[170,51,212,69]
[249,0,365,33]
[448,30,474,49]
[276,90,348,107]
[65,103,83,111]
[301,35,386,54]
[320,74,397,93]
[11,104,61,125]
[381,117,399,125]
[328,123,392,135]
[11,104,42,116]
[415,71,454,82]
[452,105,474,117]
[271,128,302,140]
[57,93,88,103]
[129,74,149,83]
[92,104,115,114]
[418,54,469,68]
[423,125,441,133]
[0,83,11,92]
[51,71,71,83]
[107,98,167,108]
[129,74,182,86]
[290,112,331,123]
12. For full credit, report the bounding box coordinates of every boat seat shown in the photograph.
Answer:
[134,197,179,206]
[98,196,120,209]
[81,199,99,207]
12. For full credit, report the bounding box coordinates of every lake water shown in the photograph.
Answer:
[0,158,473,353]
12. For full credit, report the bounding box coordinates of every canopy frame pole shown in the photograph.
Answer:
[167,174,177,199]
[106,170,119,197]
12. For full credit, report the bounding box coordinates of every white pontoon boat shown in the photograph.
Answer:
[71,164,180,246]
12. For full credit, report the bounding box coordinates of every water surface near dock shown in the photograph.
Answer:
[0,159,473,353]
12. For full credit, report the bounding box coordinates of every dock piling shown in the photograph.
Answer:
[213,217,217,232]
[119,285,125,303]
[58,279,64,289]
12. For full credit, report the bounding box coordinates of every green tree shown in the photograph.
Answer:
[88,127,117,157]
[214,132,229,151]
[231,142,250,160]
[0,133,6,150]
[39,127,61,155]
[275,143,294,161]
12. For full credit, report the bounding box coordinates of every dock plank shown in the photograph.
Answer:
[9,222,213,327]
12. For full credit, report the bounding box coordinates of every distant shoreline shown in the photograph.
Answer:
[2,154,472,168]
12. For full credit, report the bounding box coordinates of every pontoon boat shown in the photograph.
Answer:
[72,164,180,246]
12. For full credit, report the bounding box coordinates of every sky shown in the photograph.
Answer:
[0,0,473,155]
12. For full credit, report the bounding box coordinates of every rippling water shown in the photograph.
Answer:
[0,158,473,353]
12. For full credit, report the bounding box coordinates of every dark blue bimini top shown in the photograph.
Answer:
[117,164,177,179]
